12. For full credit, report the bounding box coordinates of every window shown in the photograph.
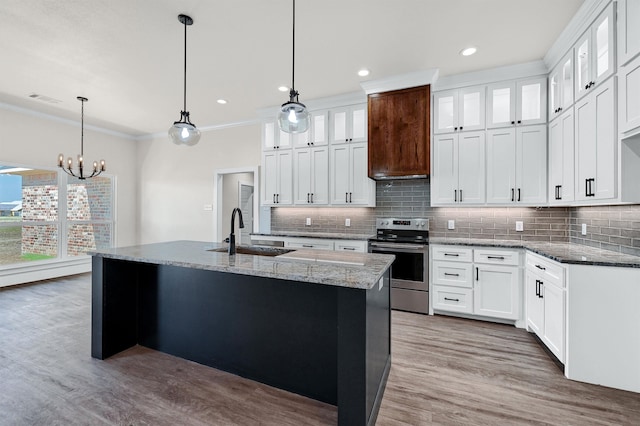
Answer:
[0,164,114,267]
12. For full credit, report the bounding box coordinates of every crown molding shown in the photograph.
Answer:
[433,61,548,92]
[256,91,367,119]
[359,69,439,94]
[544,0,612,70]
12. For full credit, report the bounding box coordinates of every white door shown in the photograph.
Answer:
[458,86,486,132]
[516,78,547,126]
[542,281,565,363]
[350,104,368,143]
[549,109,575,204]
[238,182,253,245]
[431,134,458,204]
[276,150,293,205]
[261,151,278,205]
[592,4,615,85]
[330,145,351,204]
[486,128,516,204]
[560,54,574,110]
[575,31,592,101]
[525,271,544,335]
[349,143,371,205]
[516,125,547,204]
[433,90,457,134]
[310,146,329,204]
[549,67,562,121]
[458,131,485,204]
[293,148,312,204]
[474,264,519,320]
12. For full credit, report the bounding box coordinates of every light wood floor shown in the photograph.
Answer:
[1,274,639,425]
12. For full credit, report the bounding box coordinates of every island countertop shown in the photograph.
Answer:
[90,240,394,290]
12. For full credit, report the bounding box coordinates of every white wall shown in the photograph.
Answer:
[137,123,261,244]
[0,105,138,248]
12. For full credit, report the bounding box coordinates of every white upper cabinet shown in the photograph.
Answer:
[330,104,367,144]
[574,77,617,201]
[619,54,640,134]
[617,0,640,67]
[575,2,615,101]
[293,111,329,147]
[433,86,486,134]
[487,77,546,128]
[262,121,292,150]
[549,53,574,121]
[261,150,293,205]
[548,108,575,205]
[293,146,329,205]
[329,142,375,206]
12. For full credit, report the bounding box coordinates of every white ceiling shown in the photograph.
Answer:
[0,0,584,138]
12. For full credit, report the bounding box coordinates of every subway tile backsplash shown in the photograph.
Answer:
[270,179,640,253]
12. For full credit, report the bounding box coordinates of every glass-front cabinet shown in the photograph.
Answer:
[433,86,485,134]
[487,77,546,128]
[549,53,574,121]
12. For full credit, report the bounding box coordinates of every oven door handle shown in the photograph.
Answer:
[369,242,426,251]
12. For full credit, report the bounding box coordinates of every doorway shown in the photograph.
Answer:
[213,166,259,244]
[238,181,254,245]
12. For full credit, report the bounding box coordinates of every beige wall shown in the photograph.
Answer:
[137,123,261,244]
[0,106,138,247]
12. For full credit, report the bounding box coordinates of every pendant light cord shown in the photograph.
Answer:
[80,98,84,157]
[183,19,188,113]
[291,0,295,93]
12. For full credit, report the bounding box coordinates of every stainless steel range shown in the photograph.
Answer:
[368,218,429,314]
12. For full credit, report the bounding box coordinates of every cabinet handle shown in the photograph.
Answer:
[302,244,314,248]
[444,253,459,257]
[517,120,522,124]
[586,178,595,197]
[511,121,515,125]
[444,273,460,277]
[342,247,356,251]
[310,142,314,146]
[460,189,463,202]
[585,84,589,90]
[558,107,562,112]
[277,194,280,203]
[349,192,352,203]
[476,267,479,281]
[487,256,505,260]
[307,193,310,203]
[539,281,544,298]
[273,194,276,203]
[454,189,457,202]
[555,185,561,200]
[460,126,463,130]
[454,127,458,131]
[535,264,546,271]
[310,193,314,203]
[345,192,348,203]
[517,188,521,202]
[444,297,460,302]
[535,279,540,297]
[511,188,515,202]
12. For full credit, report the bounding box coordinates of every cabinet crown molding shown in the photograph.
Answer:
[360,69,439,95]
[433,61,547,92]
[256,92,366,119]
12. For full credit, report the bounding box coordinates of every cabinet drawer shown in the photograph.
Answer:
[432,261,473,288]
[285,238,334,251]
[432,285,473,314]
[334,240,367,253]
[526,252,565,287]
[431,245,473,262]
[474,248,520,266]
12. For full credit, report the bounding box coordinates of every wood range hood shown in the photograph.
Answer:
[366,85,431,180]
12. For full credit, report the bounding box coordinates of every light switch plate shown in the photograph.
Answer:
[516,221,524,232]
[345,218,351,227]
[203,204,213,211]
[305,217,311,226]
[447,220,455,230]
[582,223,587,235]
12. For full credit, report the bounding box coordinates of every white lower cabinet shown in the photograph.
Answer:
[334,240,367,253]
[430,245,522,323]
[525,252,566,363]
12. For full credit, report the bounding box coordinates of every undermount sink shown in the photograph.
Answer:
[207,246,294,257]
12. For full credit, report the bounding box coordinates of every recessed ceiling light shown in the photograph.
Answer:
[217,99,227,105]
[278,86,289,92]
[358,69,370,77]
[460,47,477,56]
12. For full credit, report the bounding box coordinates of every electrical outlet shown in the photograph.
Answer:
[305,217,311,226]
[345,218,351,227]
[203,204,213,211]
[582,223,587,235]
[516,221,524,232]
[447,220,455,230]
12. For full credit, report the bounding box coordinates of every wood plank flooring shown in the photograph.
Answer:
[1,273,639,425]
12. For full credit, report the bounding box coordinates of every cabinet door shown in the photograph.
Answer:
[459,86,486,132]
[263,121,277,150]
[293,148,312,204]
[311,111,328,146]
[487,82,516,128]
[525,270,544,335]
[549,67,562,120]
[349,143,373,205]
[458,131,486,204]
[310,146,329,204]
[474,264,520,320]
[330,104,367,144]
[433,90,457,134]
[350,104,368,143]
[575,77,616,201]
[486,128,516,204]
[517,78,547,126]
[618,0,640,66]
[542,281,565,363]
[331,107,349,144]
[516,125,547,204]
[431,134,458,205]
[549,109,575,204]
[575,31,592,101]
[619,55,640,134]
[330,145,351,204]
[561,54,574,110]
[262,151,279,205]
[277,150,293,205]
[592,4,615,86]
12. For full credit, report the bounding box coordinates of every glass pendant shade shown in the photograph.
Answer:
[278,100,310,133]
[169,117,201,146]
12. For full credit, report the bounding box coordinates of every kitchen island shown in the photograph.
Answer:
[91,241,394,426]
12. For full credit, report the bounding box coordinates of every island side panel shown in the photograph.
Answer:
[337,268,391,426]
[136,263,339,405]
[91,257,139,359]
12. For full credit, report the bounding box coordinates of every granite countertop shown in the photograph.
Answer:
[90,241,394,290]
[251,232,374,241]
[429,237,640,268]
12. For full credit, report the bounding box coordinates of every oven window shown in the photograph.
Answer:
[375,250,423,282]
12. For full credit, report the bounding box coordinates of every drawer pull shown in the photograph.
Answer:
[302,244,314,248]
[444,297,460,302]
[444,273,460,277]
[342,247,356,251]
[444,253,460,257]
[487,256,505,260]
[535,264,546,271]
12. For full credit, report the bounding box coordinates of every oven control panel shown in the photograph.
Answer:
[376,218,429,231]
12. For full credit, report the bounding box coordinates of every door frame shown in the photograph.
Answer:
[213,166,260,243]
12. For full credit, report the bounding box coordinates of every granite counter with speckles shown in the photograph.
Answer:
[429,237,640,268]
[90,240,394,290]
[251,231,374,240]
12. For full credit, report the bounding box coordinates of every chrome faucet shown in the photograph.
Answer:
[228,208,245,255]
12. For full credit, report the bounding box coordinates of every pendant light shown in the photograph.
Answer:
[169,14,201,146]
[278,0,310,134]
[57,97,105,180]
